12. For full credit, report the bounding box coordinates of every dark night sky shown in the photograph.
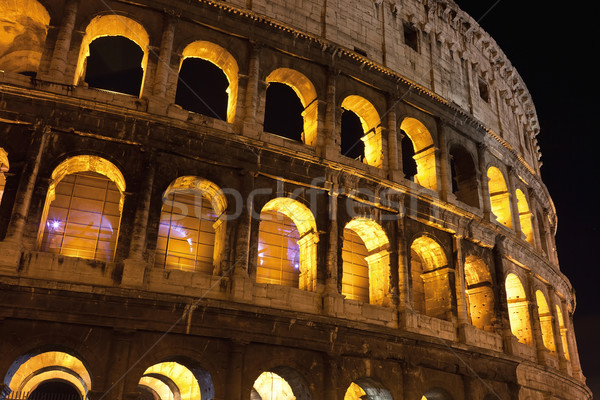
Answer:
[455,1,600,396]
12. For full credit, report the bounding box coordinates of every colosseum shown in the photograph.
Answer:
[0,0,592,399]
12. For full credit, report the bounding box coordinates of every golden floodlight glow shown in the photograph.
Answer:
[182,41,239,123]
[341,95,383,168]
[252,372,295,400]
[487,166,513,229]
[515,189,534,244]
[0,147,8,203]
[344,382,367,400]
[535,290,556,353]
[555,304,570,360]
[505,273,532,345]
[260,197,318,291]
[74,15,150,92]
[464,255,496,331]
[142,362,200,400]
[7,351,91,399]
[266,68,318,146]
[0,0,50,73]
[139,376,175,400]
[400,117,437,191]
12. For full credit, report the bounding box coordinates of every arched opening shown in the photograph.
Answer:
[555,304,570,360]
[138,360,214,400]
[487,167,513,229]
[342,218,391,306]
[177,41,239,123]
[515,189,533,244]
[401,133,418,181]
[0,148,8,205]
[251,367,311,400]
[3,350,92,400]
[0,0,50,75]
[84,36,144,96]
[341,110,364,161]
[421,387,453,400]
[156,177,227,273]
[400,118,437,190]
[341,96,383,168]
[38,156,126,263]
[505,273,532,345]
[265,68,318,146]
[449,145,480,208]
[535,290,556,354]
[257,198,318,291]
[74,15,149,97]
[343,378,393,400]
[410,236,452,320]
[464,255,496,331]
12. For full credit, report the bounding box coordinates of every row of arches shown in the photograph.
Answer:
[0,349,470,400]
[0,5,550,256]
[0,152,571,358]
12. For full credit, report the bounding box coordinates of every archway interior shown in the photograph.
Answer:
[464,255,495,331]
[175,58,229,121]
[401,133,418,181]
[263,82,304,142]
[341,110,365,161]
[515,189,533,244]
[487,167,513,229]
[555,304,570,360]
[341,96,382,168]
[138,361,212,400]
[449,145,480,208]
[341,227,370,302]
[535,290,556,353]
[505,273,532,345]
[251,372,295,400]
[84,36,144,96]
[343,379,394,400]
[29,380,81,400]
[400,118,436,190]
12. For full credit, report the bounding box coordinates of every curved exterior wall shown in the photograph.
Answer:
[0,0,591,399]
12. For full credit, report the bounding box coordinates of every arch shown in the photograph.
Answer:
[505,273,532,345]
[341,96,383,167]
[487,167,513,229]
[0,148,8,205]
[422,387,453,400]
[266,68,318,146]
[410,236,452,320]
[0,0,50,74]
[448,144,480,208]
[400,118,437,190]
[342,218,391,306]
[74,15,150,96]
[464,255,496,331]
[343,378,393,400]
[257,198,318,291]
[535,290,556,353]
[555,304,570,360]
[179,41,239,123]
[138,360,214,400]
[251,367,311,400]
[515,189,533,244]
[37,155,126,262]
[156,177,227,273]
[3,350,92,400]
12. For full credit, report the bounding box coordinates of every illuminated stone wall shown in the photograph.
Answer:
[0,0,590,399]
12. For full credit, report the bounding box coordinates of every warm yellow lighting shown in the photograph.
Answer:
[74,15,149,94]
[410,236,452,320]
[464,255,495,331]
[555,305,570,360]
[139,376,174,400]
[252,372,295,400]
[266,68,318,146]
[487,166,513,229]
[516,189,533,244]
[7,351,91,399]
[182,41,239,123]
[341,227,370,302]
[341,95,383,167]
[505,273,532,345]
[0,0,50,73]
[535,290,556,353]
[400,118,437,190]
[259,198,318,291]
[0,147,8,204]
[141,362,200,400]
[344,382,367,400]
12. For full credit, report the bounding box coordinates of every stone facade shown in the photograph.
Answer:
[0,0,592,399]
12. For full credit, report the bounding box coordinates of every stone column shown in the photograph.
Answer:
[477,142,492,220]
[397,213,410,311]
[121,156,156,287]
[242,42,262,137]
[321,68,339,159]
[566,310,584,381]
[153,14,178,98]
[105,329,134,400]
[323,178,344,316]
[525,272,548,364]
[454,236,469,325]
[386,95,402,181]
[323,354,339,400]
[225,340,246,400]
[0,127,48,269]
[547,290,569,372]
[505,167,522,236]
[45,0,80,82]
[436,120,451,201]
